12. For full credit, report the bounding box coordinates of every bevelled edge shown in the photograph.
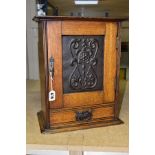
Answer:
[37,111,46,133]
[33,16,129,22]
[40,117,124,134]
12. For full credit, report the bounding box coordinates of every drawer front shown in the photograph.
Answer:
[50,104,114,125]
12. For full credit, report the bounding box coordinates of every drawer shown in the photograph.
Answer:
[50,104,114,125]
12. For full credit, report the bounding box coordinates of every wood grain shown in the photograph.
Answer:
[51,111,75,124]
[93,106,114,119]
[36,18,123,133]
[63,22,117,108]
[103,22,117,102]
[47,118,123,134]
[33,16,128,22]
[38,21,50,128]
[115,22,122,118]
[50,105,114,124]
[62,21,106,35]
[47,21,63,109]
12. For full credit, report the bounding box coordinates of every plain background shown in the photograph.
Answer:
[0,0,155,155]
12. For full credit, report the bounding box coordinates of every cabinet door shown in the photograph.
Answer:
[47,21,117,109]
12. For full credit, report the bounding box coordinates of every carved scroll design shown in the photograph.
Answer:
[69,38,99,90]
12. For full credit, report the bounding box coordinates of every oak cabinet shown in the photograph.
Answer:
[34,16,127,133]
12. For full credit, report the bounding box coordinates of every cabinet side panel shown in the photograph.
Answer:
[38,22,50,128]
[115,22,122,118]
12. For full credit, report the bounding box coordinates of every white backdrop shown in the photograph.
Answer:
[26,0,39,79]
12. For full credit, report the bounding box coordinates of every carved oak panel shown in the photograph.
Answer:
[62,36,104,93]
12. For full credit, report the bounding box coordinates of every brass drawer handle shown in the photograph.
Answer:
[76,110,92,121]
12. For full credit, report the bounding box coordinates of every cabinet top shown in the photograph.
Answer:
[33,16,128,22]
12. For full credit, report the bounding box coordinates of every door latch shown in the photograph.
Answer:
[49,56,55,101]
[49,56,54,78]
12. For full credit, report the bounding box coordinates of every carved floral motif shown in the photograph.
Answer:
[69,38,99,90]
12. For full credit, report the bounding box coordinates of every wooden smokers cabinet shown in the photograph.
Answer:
[34,16,127,133]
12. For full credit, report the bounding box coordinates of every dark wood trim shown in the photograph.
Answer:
[37,110,123,134]
[43,21,50,129]
[33,16,128,22]
[50,102,115,113]
[114,22,122,118]
[42,118,123,134]
[37,111,46,133]
[50,116,115,128]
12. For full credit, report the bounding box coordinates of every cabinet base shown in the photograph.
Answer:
[37,111,123,134]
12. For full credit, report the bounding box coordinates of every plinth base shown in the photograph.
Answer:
[37,111,123,134]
